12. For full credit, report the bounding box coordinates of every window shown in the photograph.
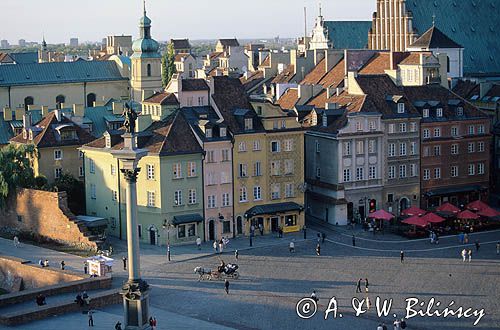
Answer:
[315,141,320,153]
[147,64,152,77]
[54,149,62,160]
[284,139,293,151]
[221,149,230,161]
[206,150,215,163]
[86,93,96,108]
[284,159,294,175]
[397,103,405,113]
[222,221,231,233]
[356,141,364,154]
[369,166,376,179]
[188,189,197,204]
[238,142,247,152]
[423,109,429,118]
[110,164,116,176]
[410,142,417,155]
[244,118,253,130]
[436,108,443,117]
[468,126,474,135]
[356,167,364,181]
[285,183,294,198]
[387,194,394,203]
[254,161,262,176]
[207,172,216,185]
[147,191,155,207]
[399,143,407,156]
[388,143,396,157]
[433,145,441,156]
[207,195,216,208]
[368,140,376,153]
[90,184,96,199]
[55,168,62,179]
[477,125,485,134]
[423,129,430,139]
[343,168,351,182]
[173,163,182,178]
[205,128,212,138]
[316,167,321,178]
[281,120,286,129]
[369,121,376,131]
[147,164,155,180]
[399,165,407,178]
[388,166,396,179]
[410,122,417,132]
[79,151,84,159]
[451,144,458,155]
[423,146,430,157]
[198,96,205,106]
[220,127,227,137]
[271,141,281,153]
[79,166,84,177]
[24,96,34,110]
[177,225,185,238]
[174,190,182,206]
[451,126,458,137]
[388,124,395,134]
[456,107,464,116]
[478,141,485,152]
[468,164,475,176]
[253,186,262,200]
[410,164,417,177]
[253,140,261,151]
[451,166,458,177]
[239,164,248,177]
[343,141,351,156]
[423,169,430,180]
[89,159,95,173]
[478,163,485,175]
[188,162,197,177]
[112,190,118,201]
[273,120,279,130]
[222,193,230,207]
[468,142,475,153]
[434,128,441,137]
[356,122,362,131]
[399,123,407,133]
[239,187,248,202]
[55,95,65,109]
[434,168,441,179]
[271,161,281,176]
[137,224,142,238]
[271,184,280,200]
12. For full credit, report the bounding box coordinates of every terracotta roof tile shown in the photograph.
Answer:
[272,65,295,84]
[143,92,179,106]
[359,52,391,74]
[260,55,270,67]
[318,59,345,88]
[301,58,326,84]
[277,88,299,110]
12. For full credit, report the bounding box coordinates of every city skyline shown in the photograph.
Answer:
[2,0,375,44]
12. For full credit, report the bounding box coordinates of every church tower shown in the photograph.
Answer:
[131,1,162,101]
[38,37,49,63]
[308,3,332,51]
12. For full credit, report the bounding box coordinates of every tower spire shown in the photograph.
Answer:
[143,0,146,16]
[319,1,322,17]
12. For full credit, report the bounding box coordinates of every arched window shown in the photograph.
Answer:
[86,93,96,107]
[147,64,152,77]
[56,95,65,109]
[24,96,34,111]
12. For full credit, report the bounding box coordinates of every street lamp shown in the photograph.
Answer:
[163,219,173,261]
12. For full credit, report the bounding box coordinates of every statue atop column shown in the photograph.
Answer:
[122,104,138,134]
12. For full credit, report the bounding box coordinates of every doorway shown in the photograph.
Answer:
[358,205,366,221]
[399,198,409,213]
[149,227,157,245]
[208,220,215,241]
[271,217,279,232]
[236,216,243,235]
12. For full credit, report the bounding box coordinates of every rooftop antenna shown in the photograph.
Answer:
[319,0,322,17]
[304,7,307,39]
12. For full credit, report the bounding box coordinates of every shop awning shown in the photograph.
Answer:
[401,206,426,216]
[401,215,428,228]
[245,202,303,218]
[172,214,203,225]
[436,202,460,214]
[421,212,446,224]
[424,185,487,197]
[367,209,394,221]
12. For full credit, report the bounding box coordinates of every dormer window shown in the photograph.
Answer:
[23,129,27,140]
[105,135,111,148]
[244,118,253,131]
[456,107,464,116]
[220,127,227,137]
[356,122,362,131]
[397,103,405,113]
[322,114,327,127]
[205,128,212,138]
[436,108,443,117]
[423,109,429,118]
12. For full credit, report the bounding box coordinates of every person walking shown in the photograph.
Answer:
[321,232,326,243]
[60,260,65,270]
[311,290,319,303]
[83,261,88,274]
[289,240,295,253]
[316,243,321,256]
[400,251,404,263]
[224,279,230,294]
[114,321,122,330]
[302,225,307,239]
[461,249,467,262]
[13,236,19,248]
[234,249,239,260]
[365,278,369,292]
[87,310,94,327]
[352,235,356,247]
[196,236,202,250]
[475,240,480,252]
[259,223,264,236]
[218,239,224,254]
[393,318,401,330]
[122,256,127,271]
[468,249,472,262]
[464,233,469,244]
[356,278,362,293]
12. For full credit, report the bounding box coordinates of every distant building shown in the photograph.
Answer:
[170,39,191,55]
[106,35,132,56]
[0,40,9,49]
[18,39,26,47]
[174,53,197,79]
[69,38,79,47]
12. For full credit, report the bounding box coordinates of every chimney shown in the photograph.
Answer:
[326,87,334,99]
[23,113,32,128]
[15,107,25,121]
[112,102,124,115]
[3,107,12,121]
[54,109,62,122]
[41,106,49,117]
[73,104,84,117]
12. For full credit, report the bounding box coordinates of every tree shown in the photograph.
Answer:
[162,42,176,87]
[0,144,36,207]
[51,173,85,215]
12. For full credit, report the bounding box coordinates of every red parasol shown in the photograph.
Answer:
[436,202,460,214]
[457,209,480,220]
[401,206,426,216]
[367,209,395,221]
[477,206,500,218]
[466,200,489,212]
[401,215,428,228]
[420,212,446,223]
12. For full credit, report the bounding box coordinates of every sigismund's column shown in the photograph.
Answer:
[112,131,149,329]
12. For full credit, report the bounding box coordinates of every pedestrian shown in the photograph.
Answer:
[435,232,439,244]
[356,278,362,293]
[152,317,157,330]
[377,324,384,330]
[250,225,255,235]
[289,240,295,253]
[352,235,356,247]
[60,260,65,270]
[259,223,263,236]
[122,256,127,271]
[149,317,154,329]
[218,239,224,254]
[109,245,113,255]
[393,318,401,330]
[43,259,49,267]
[461,249,467,262]
[224,279,230,294]
[321,232,326,243]
[213,240,218,253]
[88,310,94,327]
[475,240,480,252]
[311,290,319,303]
[464,233,469,244]
[317,232,321,243]
[382,323,388,330]
[400,318,407,329]
[400,251,404,263]
[83,261,88,274]
[468,249,472,262]
[303,225,307,239]
[13,235,19,248]
[234,249,239,260]
[114,321,122,330]
[365,278,369,292]
[316,243,321,256]
[497,242,500,255]
[196,236,201,250]
[458,232,464,244]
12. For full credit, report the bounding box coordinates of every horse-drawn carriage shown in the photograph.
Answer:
[194,263,239,281]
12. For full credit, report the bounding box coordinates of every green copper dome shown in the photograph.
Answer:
[139,14,151,27]
[132,38,160,55]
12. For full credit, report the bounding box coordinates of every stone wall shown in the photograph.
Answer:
[0,188,97,250]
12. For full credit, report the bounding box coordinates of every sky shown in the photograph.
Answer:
[1,0,376,44]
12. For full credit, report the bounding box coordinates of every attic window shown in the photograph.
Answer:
[423,109,429,118]
[456,107,464,116]
[220,127,227,137]
[322,114,327,127]
[436,108,443,117]
[205,128,212,138]
[397,103,405,113]
[244,118,253,131]
[105,135,111,148]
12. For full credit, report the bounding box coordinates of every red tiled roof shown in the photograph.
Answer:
[301,59,327,84]
[318,59,345,88]
[260,55,270,67]
[174,53,190,62]
[143,92,179,106]
[272,65,295,84]
[452,80,479,99]
[359,52,391,74]
[277,88,299,110]
[399,53,424,65]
